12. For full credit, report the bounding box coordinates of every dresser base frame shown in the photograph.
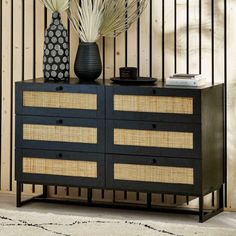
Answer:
[16,182,224,223]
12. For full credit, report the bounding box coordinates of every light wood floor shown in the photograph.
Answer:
[0,192,235,228]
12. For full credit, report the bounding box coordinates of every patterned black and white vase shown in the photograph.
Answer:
[43,11,69,82]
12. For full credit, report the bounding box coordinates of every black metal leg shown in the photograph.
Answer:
[15,183,224,223]
[199,195,204,222]
[88,188,92,204]
[199,185,224,223]
[218,185,224,209]
[113,190,116,203]
[147,193,152,209]
[42,185,48,198]
[16,182,22,208]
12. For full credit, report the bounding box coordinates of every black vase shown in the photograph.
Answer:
[74,42,102,81]
[43,11,69,82]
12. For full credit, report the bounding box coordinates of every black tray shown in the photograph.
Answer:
[111,77,157,85]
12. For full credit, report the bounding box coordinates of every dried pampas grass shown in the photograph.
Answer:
[69,0,148,42]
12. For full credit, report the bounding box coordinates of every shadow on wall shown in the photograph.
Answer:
[163,0,225,81]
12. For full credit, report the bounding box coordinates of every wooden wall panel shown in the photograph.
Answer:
[0,0,234,210]
[1,0,12,191]
[12,0,23,194]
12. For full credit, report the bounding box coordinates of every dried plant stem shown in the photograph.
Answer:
[69,0,148,42]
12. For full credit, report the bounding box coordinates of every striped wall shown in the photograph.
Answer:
[0,0,236,210]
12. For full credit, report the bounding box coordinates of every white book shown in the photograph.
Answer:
[165,78,206,87]
[171,74,203,80]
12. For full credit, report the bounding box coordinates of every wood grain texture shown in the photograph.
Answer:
[1,0,12,191]
[12,0,23,194]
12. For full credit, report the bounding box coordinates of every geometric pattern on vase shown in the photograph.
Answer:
[43,11,69,82]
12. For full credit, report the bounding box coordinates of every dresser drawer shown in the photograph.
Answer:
[106,86,200,123]
[106,120,201,158]
[16,82,104,118]
[16,116,105,152]
[106,154,201,195]
[16,149,105,188]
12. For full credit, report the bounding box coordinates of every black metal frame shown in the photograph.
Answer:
[16,183,224,223]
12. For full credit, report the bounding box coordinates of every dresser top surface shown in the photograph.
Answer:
[17,78,224,90]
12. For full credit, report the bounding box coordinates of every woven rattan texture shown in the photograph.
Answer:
[23,124,97,144]
[23,91,97,110]
[114,95,193,114]
[23,157,97,178]
[114,129,193,149]
[114,163,194,184]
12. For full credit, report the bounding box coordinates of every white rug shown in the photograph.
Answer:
[0,208,235,236]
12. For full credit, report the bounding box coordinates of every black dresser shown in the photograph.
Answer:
[15,78,224,222]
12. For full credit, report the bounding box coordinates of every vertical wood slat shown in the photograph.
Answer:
[201,0,212,83]
[189,0,200,74]
[176,0,187,73]
[11,0,23,193]
[152,0,162,80]
[164,0,175,80]
[224,0,227,209]
[0,0,2,190]
[115,34,126,77]
[1,0,12,191]
[22,0,35,194]
[213,0,224,84]
[140,0,150,77]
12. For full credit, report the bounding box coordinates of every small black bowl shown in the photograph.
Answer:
[120,67,138,80]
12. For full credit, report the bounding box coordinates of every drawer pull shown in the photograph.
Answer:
[152,159,157,164]
[56,119,63,125]
[58,153,63,158]
[152,90,156,95]
[152,124,156,129]
[56,86,64,91]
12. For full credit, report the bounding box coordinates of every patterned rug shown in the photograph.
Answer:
[0,208,235,236]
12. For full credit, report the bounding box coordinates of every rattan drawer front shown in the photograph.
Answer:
[23,157,97,178]
[16,82,105,118]
[23,124,97,144]
[16,116,105,152]
[106,154,201,195]
[114,129,193,149]
[16,149,105,188]
[106,120,201,158]
[114,95,193,114]
[106,86,200,123]
[114,164,193,184]
[23,91,97,110]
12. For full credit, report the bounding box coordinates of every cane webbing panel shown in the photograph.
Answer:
[114,129,193,149]
[114,95,193,114]
[114,163,194,184]
[23,124,97,144]
[23,91,97,110]
[23,157,97,178]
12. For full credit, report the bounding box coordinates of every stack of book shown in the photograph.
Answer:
[165,74,206,87]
